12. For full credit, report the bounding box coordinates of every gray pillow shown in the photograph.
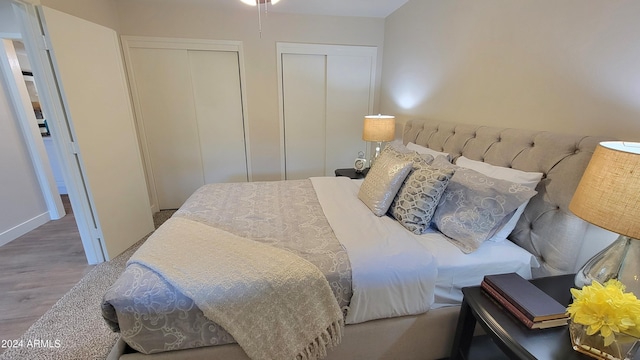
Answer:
[431,157,538,253]
[388,163,455,234]
[358,152,413,216]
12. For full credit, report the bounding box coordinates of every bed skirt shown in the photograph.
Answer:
[107,306,463,360]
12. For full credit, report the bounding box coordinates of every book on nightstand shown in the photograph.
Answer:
[481,273,569,329]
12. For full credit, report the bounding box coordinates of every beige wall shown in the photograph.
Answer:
[116,1,385,180]
[380,0,640,141]
[0,68,48,244]
[40,0,120,31]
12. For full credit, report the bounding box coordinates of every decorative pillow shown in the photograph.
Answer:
[455,156,543,242]
[406,142,452,162]
[388,163,455,234]
[382,141,434,167]
[358,152,413,216]
[431,156,538,253]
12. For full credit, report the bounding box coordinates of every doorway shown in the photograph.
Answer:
[12,39,69,206]
[1,2,154,264]
[0,34,68,246]
[0,36,74,229]
[0,16,92,348]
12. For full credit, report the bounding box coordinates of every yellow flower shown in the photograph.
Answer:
[568,279,640,346]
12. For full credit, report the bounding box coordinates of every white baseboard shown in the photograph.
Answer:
[0,212,50,247]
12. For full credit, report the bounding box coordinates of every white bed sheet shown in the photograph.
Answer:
[311,177,438,324]
[314,177,539,312]
[416,227,539,308]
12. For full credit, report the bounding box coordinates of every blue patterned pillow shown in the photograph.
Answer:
[389,163,455,234]
[431,157,537,253]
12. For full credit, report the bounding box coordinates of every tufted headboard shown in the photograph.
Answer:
[403,119,612,278]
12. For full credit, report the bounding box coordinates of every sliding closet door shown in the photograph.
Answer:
[325,55,374,175]
[189,51,248,184]
[123,38,249,210]
[127,48,203,210]
[279,43,377,180]
[282,54,326,180]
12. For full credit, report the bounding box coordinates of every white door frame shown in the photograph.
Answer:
[10,0,104,264]
[0,34,65,221]
[121,36,253,212]
[276,42,377,180]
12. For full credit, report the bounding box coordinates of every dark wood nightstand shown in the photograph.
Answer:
[334,168,369,179]
[449,274,598,360]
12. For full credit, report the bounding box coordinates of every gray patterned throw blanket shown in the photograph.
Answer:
[127,216,343,360]
[102,180,352,355]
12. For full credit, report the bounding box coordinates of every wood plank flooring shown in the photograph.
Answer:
[0,196,93,353]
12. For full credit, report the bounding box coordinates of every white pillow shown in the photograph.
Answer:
[455,156,543,242]
[406,142,451,161]
[455,157,544,185]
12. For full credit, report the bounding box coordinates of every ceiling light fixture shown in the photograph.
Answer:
[240,0,280,5]
[240,0,281,37]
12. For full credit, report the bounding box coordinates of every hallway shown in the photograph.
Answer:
[0,196,93,352]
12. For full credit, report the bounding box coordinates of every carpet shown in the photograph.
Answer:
[0,210,176,360]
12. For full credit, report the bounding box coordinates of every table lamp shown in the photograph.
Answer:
[362,114,395,167]
[570,141,640,294]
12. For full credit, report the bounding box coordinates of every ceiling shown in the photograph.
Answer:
[192,0,410,18]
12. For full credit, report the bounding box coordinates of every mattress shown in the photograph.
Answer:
[102,178,536,355]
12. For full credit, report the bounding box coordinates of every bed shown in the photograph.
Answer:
[103,119,610,360]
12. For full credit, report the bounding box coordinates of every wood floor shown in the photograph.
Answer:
[0,195,93,353]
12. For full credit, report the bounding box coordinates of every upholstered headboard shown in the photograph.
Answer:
[403,119,611,278]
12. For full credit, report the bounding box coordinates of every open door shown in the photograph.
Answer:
[13,3,154,262]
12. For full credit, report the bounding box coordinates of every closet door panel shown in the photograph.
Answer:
[282,54,326,180]
[326,55,372,175]
[188,50,248,184]
[128,48,204,209]
[278,43,376,180]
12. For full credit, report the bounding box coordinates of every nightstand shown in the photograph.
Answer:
[449,274,597,360]
[334,168,368,179]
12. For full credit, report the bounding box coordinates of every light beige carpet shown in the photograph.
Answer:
[0,210,176,360]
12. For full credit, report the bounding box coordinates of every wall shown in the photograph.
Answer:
[0,70,48,246]
[0,0,119,33]
[116,1,386,180]
[380,0,640,141]
[40,0,120,31]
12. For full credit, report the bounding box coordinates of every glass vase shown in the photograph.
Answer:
[569,321,640,360]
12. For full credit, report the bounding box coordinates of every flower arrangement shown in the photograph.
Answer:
[568,279,640,346]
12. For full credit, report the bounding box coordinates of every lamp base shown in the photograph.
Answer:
[370,141,384,167]
[575,235,640,296]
